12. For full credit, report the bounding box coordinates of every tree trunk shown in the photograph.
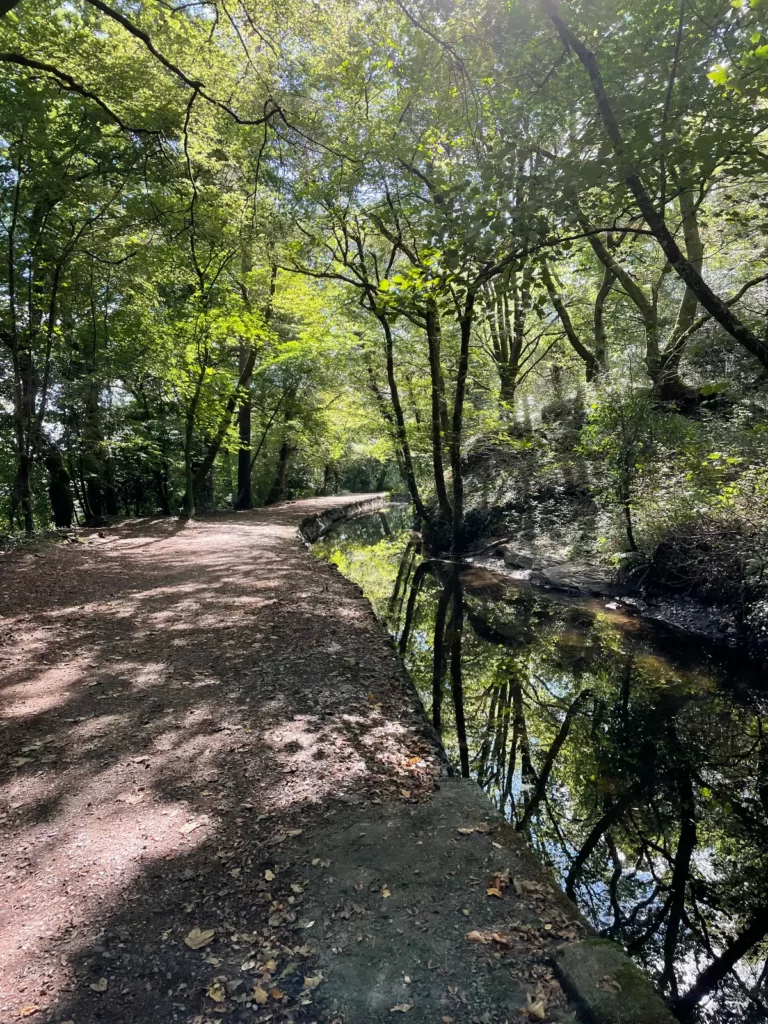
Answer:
[425,302,453,525]
[377,313,427,519]
[45,451,75,528]
[674,899,768,1017]
[542,260,602,382]
[234,340,252,510]
[431,582,452,735]
[449,291,476,555]
[266,403,296,505]
[449,571,470,776]
[14,453,34,534]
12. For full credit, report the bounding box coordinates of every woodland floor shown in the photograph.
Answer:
[0,496,586,1024]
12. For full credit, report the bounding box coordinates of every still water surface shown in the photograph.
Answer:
[313,505,768,1022]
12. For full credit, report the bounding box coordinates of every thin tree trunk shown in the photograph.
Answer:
[675,900,768,1017]
[516,689,593,831]
[431,582,452,735]
[565,782,644,900]
[189,343,258,500]
[449,572,470,776]
[542,260,602,381]
[425,303,453,525]
[449,291,476,555]
[234,340,252,510]
[377,313,427,519]
[661,767,697,998]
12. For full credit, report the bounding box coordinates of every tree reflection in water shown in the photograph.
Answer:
[314,512,768,1022]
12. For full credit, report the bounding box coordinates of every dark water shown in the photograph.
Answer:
[313,507,768,1023]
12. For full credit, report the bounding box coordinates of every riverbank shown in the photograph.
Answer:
[0,496,680,1024]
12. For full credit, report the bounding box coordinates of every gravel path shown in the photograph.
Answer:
[0,497,585,1024]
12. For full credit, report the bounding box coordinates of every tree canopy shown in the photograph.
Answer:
[1,0,767,551]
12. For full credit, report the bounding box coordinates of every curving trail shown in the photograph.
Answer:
[0,497,589,1024]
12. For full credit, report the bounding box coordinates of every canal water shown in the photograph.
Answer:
[313,505,768,1023]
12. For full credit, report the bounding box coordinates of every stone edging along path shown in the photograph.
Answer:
[0,494,675,1024]
[297,497,678,1024]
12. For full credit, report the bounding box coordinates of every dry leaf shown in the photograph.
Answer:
[206,982,226,1003]
[9,757,31,768]
[270,987,283,1000]
[19,1006,41,1017]
[286,829,303,837]
[184,927,215,950]
[116,791,144,804]
[291,883,304,894]
[442,1018,454,1023]
[490,932,512,947]
[596,975,622,994]
[456,827,474,835]
[486,886,503,898]
[303,974,323,990]
[180,819,204,835]
[229,868,241,879]
[381,887,391,898]
[526,993,547,1020]
[252,986,268,1005]
[89,978,108,993]
[390,1005,412,1013]
[466,930,489,944]
[475,822,491,833]
[264,869,275,881]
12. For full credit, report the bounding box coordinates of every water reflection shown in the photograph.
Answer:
[314,511,768,1022]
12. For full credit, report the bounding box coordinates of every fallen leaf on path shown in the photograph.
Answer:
[264,869,275,881]
[270,987,283,1000]
[381,886,391,898]
[486,887,503,898]
[116,791,144,804]
[457,827,475,835]
[525,993,547,1020]
[180,819,205,835]
[9,757,31,768]
[184,927,215,950]
[303,974,323,990]
[286,829,303,837]
[390,1004,412,1013]
[89,978,108,993]
[489,869,510,892]
[19,1005,41,1017]
[206,982,226,1003]
[252,986,268,1004]
[466,931,489,944]
[596,975,622,994]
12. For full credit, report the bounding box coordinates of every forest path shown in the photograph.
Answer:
[0,498,585,1024]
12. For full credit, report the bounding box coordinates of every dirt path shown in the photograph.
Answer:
[0,498,590,1024]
